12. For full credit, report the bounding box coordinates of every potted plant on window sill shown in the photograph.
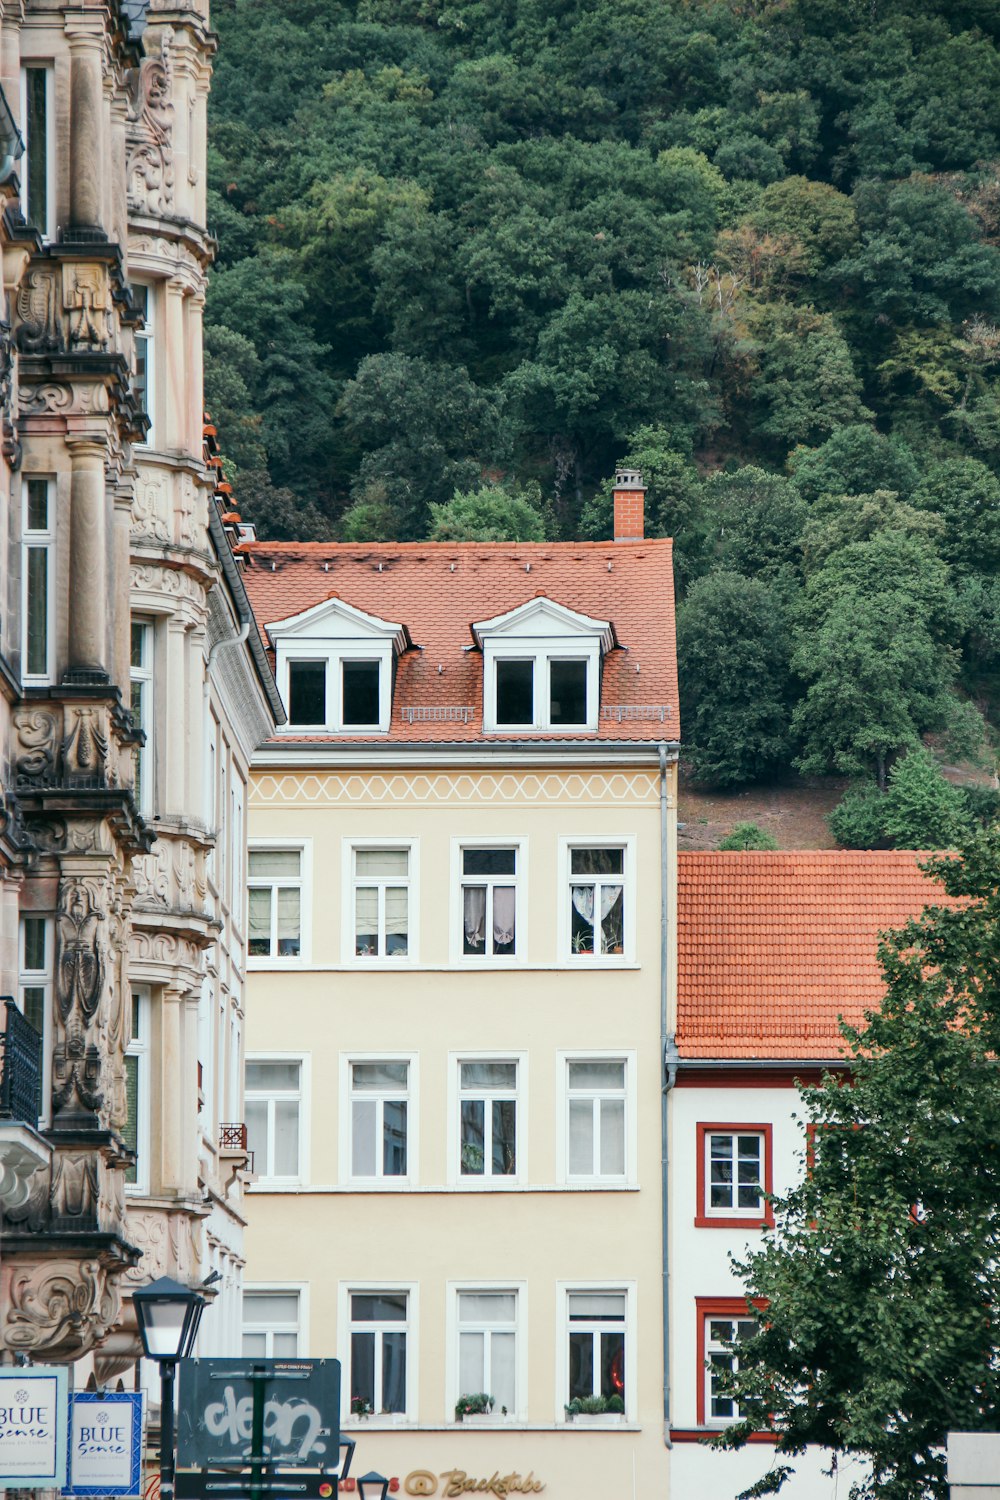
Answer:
[572,932,595,957]
[565,1395,625,1425]
[350,1397,373,1421]
[455,1393,505,1425]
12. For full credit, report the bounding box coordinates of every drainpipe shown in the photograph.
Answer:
[659,741,675,1446]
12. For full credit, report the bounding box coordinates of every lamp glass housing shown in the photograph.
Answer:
[133,1276,205,1362]
[356,1476,389,1500]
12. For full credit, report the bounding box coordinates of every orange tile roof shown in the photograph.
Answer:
[677,851,956,1061]
[239,540,678,744]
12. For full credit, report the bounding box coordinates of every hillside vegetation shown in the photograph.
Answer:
[206,0,1000,822]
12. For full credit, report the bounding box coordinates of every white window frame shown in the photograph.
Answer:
[483,639,600,733]
[18,914,52,1129]
[132,281,155,447]
[124,985,151,1195]
[558,836,636,966]
[704,1310,758,1426]
[244,1051,309,1187]
[449,837,527,966]
[339,1052,418,1188]
[231,776,245,935]
[280,644,393,734]
[338,1282,418,1424]
[247,840,311,966]
[19,63,55,240]
[21,476,55,685]
[448,1051,527,1189]
[556,1281,636,1425]
[556,1051,636,1187]
[130,617,154,818]
[341,839,419,965]
[447,1282,527,1423]
[242,1283,309,1359]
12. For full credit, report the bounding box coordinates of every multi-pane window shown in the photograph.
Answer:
[349,1292,408,1415]
[708,1132,763,1215]
[567,1293,627,1408]
[285,657,385,731]
[124,987,150,1192]
[567,1060,626,1180]
[22,478,53,683]
[288,661,326,727]
[133,284,154,445]
[705,1314,756,1423]
[461,847,517,958]
[493,655,591,730]
[457,1292,517,1415]
[459,1060,517,1179]
[245,1059,302,1181]
[18,916,50,1124]
[20,66,51,237]
[130,620,153,816]
[350,1061,408,1180]
[353,848,410,959]
[242,1290,301,1358]
[248,848,303,960]
[568,847,625,958]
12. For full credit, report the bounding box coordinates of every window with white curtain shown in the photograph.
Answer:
[242,1289,302,1358]
[245,1059,302,1181]
[567,1059,626,1180]
[460,847,518,958]
[456,1290,518,1415]
[352,847,410,958]
[568,846,625,958]
[248,847,304,960]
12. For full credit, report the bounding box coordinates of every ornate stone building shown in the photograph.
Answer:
[0,0,282,1377]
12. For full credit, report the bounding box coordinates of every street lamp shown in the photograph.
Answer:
[356,1476,389,1500]
[132,1277,206,1500]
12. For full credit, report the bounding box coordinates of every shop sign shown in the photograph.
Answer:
[176,1359,340,1469]
[0,1366,68,1489]
[335,1472,544,1497]
[65,1392,144,1496]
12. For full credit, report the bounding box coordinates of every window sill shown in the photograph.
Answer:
[341,1421,643,1433]
[670,1428,778,1445]
[245,1182,640,1195]
[247,958,308,970]
[342,1414,410,1429]
[694,1215,773,1231]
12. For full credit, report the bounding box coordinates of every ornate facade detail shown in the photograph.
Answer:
[1,1258,121,1359]
[252,768,663,809]
[131,474,170,541]
[63,264,111,350]
[126,53,174,216]
[18,381,72,414]
[125,1206,203,1284]
[52,880,106,1124]
[15,270,60,353]
[14,707,59,784]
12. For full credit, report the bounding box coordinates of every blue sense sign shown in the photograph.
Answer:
[65,1392,144,1497]
[0,1366,68,1489]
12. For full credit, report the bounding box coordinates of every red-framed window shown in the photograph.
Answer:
[696,1296,761,1427]
[695,1122,774,1229]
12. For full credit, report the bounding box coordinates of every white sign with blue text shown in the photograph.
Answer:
[0,1366,68,1488]
[65,1393,144,1497]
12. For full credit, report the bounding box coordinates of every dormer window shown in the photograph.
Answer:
[474,598,615,735]
[267,598,409,735]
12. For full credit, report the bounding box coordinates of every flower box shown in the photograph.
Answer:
[568,1413,626,1427]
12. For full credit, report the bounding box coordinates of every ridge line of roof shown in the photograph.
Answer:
[239,539,673,554]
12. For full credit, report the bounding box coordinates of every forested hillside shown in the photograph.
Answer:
[206,0,1000,825]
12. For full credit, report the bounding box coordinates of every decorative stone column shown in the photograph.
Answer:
[65,15,107,236]
[160,983,187,1192]
[163,278,186,452]
[66,437,108,680]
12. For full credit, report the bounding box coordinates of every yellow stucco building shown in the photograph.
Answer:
[239,482,680,1497]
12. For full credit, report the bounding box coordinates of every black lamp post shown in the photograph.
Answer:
[356,1476,390,1500]
[132,1277,206,1500]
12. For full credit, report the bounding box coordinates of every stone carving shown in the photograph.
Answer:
[2,1258,120,1358]
[15,270,60,352]
[131,476,170,541]
[125,1207,202,1284]
[18,382,72,415]
[51,1151,99,1224]
[0,1135,49,1212]
[14,707,59,783]
[63,264,110,350]
[177,471,196,544]
[126,54,174,215]
[52,881,106,1123]
[132,850,170,908]
[62,707,109,782]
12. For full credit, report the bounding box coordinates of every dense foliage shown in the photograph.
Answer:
[714,829,1000,1499]
[207,0,1000,784]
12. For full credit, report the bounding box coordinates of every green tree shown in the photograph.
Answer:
[828,781,888,850]
[678,573,795,788]
[788,425,919,505]
[718,822,779,851]
[715,828,1000,1500]
[911,457,1000,575]
[751,176,857,275]
[882,747,970,849]
[428,483,546,541]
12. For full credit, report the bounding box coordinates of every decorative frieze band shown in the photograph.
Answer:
[251,769,661,808]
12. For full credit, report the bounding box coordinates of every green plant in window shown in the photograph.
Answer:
[455,1392,495,1419]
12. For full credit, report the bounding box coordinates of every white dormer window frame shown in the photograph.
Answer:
[266,597,407,736]
[473,598,613,735]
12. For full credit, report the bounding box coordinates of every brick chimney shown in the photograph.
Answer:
[613,468,645,542]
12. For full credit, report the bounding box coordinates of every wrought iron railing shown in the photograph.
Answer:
[0,998,41,1127]
[399,705,475,724]
[219,1122,248,1151]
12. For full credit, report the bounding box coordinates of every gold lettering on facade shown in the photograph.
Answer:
[439,1471,545,1498]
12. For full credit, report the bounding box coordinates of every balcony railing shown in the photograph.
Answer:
[0,998,41,1128]
[219,1121,254,1176]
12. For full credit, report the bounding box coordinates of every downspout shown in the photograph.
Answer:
[659,741,678,1446]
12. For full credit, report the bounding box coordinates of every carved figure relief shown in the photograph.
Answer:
[2,1259,120,1359]
[62,707,109,782]
[15,270,59,352]
[52,882,106,1122]
[126,54,174,215]
[63,265,110,350]
[131,476,170,541]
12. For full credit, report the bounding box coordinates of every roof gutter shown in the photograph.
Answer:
[674,1057,848,1073]
[253,740,680,770]
[659,742,675,1446]
[208,504,286,725]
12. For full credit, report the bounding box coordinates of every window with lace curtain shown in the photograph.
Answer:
[567,846,627,959]
[351,846,411,959]
[459,846,519,959]
[248,846,306,962]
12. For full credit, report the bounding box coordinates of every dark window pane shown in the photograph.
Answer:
[289,662,326,726]
[550,660,588,725]
[571,848,624,875]
[25,69,47,234]
[351,1331,375,1408]
[600,1330,626,1401]
[383,1100,407,1176]
[496,659,533,724]
[460,1099,485,1175]
[23,916,45,971]
[463,848,516,876]
[124,1053,139,1185]
[26,546,48,676]
[26,479,48,532]
[342,660,380,725]
[568,1333,594,1401]
[492,1099,516,1175]
[351,1293,407,1322]
[382,1331,406,1412]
